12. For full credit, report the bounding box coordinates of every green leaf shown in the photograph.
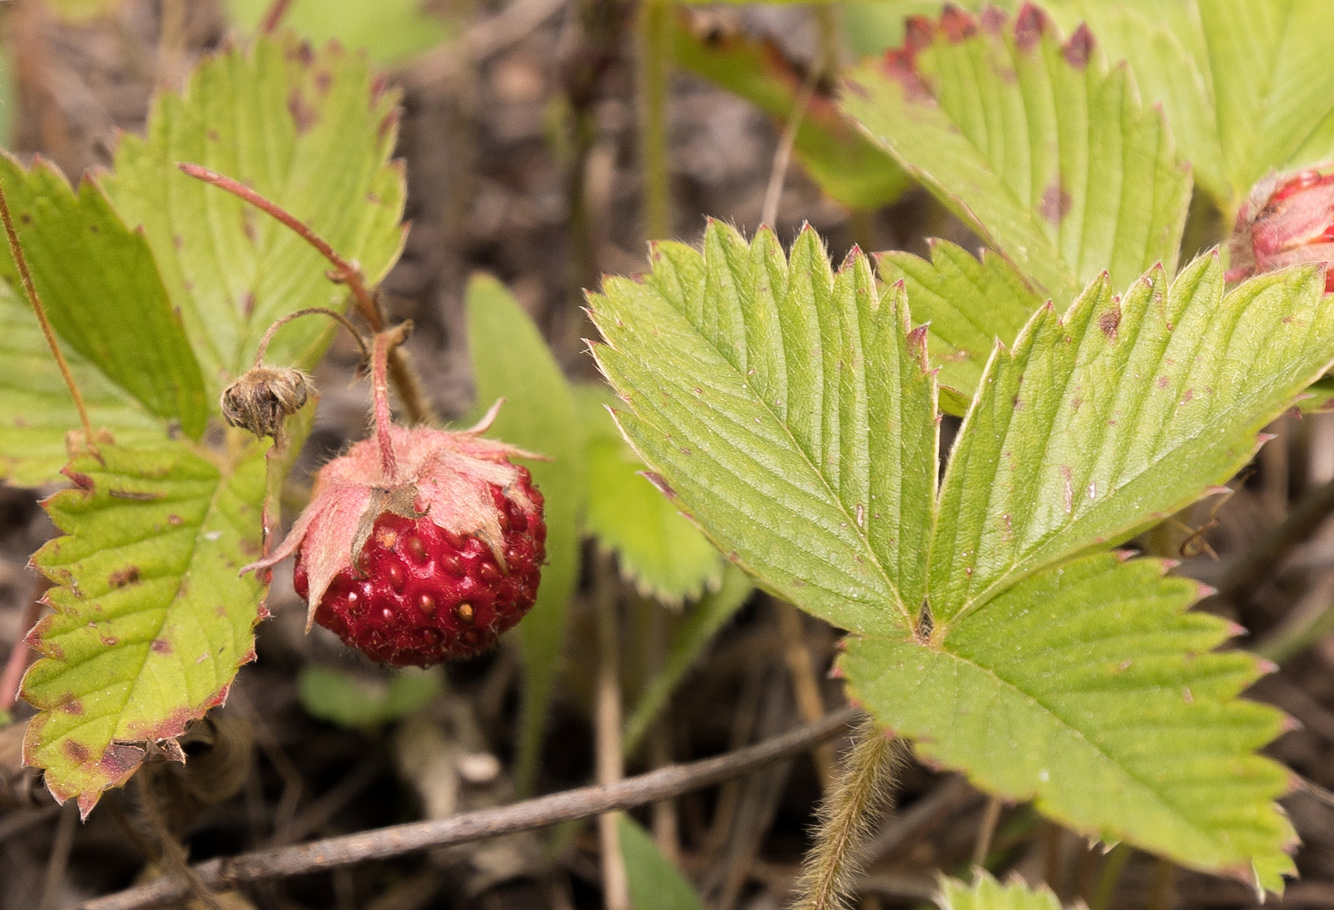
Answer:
[298,666,443,729]
[939,872,1064,910]
[465,273,584,796]
[590,227,1331,890]
[577,384,724,604]
[1029,0,1334,209]
[100,35,406,402]
[618,814,706,910]
[0,156,207,437]
[21,439,268,816]
[226,0,454,65]
[841,5,1191,301]
[670,13,909,210]
[623,564,752,756]
[931,256,1334,622]
[879,240,1043,415]
[590,222,936,635]
[844,554,1294,889]
[0,282,170,487]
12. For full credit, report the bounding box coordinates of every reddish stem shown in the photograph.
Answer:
[0,179,94,444]
[260,0,295,33]
[178,163,382,331]
[371,323,412,483]
[178,162,433,425]
[1,577,48,712]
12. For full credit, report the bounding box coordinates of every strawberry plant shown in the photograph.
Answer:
[7,1,1334,909]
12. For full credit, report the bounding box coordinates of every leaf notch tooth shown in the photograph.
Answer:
[939,4,978,43]
[1013,3,1050,51]
[1062,23,1096,68]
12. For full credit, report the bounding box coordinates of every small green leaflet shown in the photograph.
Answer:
[841,5,1191,303]
[465,273,585,796]
[589,222,1333,891]
[939,872,1064,910]
[0,155,207,437]
[297,666,444,729]
[878,240,1043,415]
[101,35,406,401]
[22,440,268,817]
[578,385,724,604]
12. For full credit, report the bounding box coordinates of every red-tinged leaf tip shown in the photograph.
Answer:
[1159,558,1181,572]
[640,471,677,499]
[1279,714,1303,734]
[827,665,845,679]
[939,5,977,42]
[1193,581,1218,599]
[1013,3,1049,50]
[1258,433,1278,444]
[979,6,1006,33]
[1255,658,1279,675]
[1222,620,1248,638]
[1062,23,1095,68]
[906,324,930,360]
[1111,548,1137,562]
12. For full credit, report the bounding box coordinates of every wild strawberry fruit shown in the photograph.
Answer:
[1228,164,1334,292]
[245,326,546,667]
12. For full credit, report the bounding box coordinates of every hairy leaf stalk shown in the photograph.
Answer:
[792,718,900,910]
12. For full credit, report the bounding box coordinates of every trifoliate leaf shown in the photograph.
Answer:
[101,35,406,401]
[0,156,207,438]
[591,222,937,636]
[591,226,1332,891]
[844,554,1294,890]
[465,273,584,796]
[21,440,268,816]
[841,5,1191,302]
[939,872,1065,910]
[577,384,724,604]
[879,240,1044,415]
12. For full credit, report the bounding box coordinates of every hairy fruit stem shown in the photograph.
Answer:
[792,717,900,910]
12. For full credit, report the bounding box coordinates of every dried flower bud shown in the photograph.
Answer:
[1228,165,1334,291]
[220,366,309,439]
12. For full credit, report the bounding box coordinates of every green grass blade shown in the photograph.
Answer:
[465,273,584,796]
[618,814,706,910]
[842,5,1191,301]
[21,440,268,816]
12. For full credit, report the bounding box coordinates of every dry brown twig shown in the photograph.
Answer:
[80,707,858,910]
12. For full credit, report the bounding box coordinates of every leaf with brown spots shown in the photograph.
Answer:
[21,440,267,816]
[841,3,1191,302]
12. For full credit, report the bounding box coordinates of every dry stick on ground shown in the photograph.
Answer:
[594,554,631,910]
[80,707,857,910]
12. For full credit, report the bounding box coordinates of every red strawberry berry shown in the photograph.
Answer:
[293,471,544,667]
[244,325,546,667]
[1228,164,1334,292]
